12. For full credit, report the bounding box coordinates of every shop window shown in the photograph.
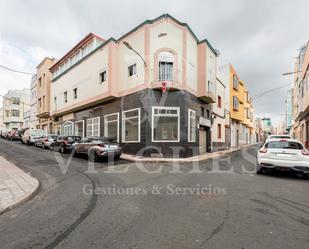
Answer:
[61,121,74,136]
[152,107,179,142]
[122,108,140,143]
[104,113,119,142]
[75,120,84,137]
[86,117,100,137]
[188,109,196,142]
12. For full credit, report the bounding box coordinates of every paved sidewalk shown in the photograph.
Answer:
[0,156,39,214]
[121,143,259,163]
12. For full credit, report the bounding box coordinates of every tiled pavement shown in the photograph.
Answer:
[0,156,39,214]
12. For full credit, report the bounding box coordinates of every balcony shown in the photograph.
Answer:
[150,68,182,91]
[198,80,216,103]
[296,89,309,121]
[37,109,50,118]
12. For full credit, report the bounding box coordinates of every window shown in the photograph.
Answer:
[11,110,19,117]
[233,75,239,90]
[265,141,303,150]
[43,96,45,109]
[75,120,84,138]
[128,64,137,77]
[5,110,9,117]
[208,81,214,93]
[158,51,174,81]
[38,98,42,108]
[73,88,77,99]
[86,117,100,137]
[64,91,68,103]
[54,97,57,110]
[246,108,250,118]
[201,106,205,116]
[61,121,74,136]
[122,108,140,143]
[100,70,107,83]
[152,107,179,142]
[218,123,222,139]
[11,97,20,105]
[233,96,239,111]
[39,77,42,88]
[104,113,119,142]
[217,96,222,108]
[206,109,210,118]
[188,109,196,142]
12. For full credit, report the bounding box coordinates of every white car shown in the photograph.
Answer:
[266,134,292,142]
[257,138,309,178]
[22,129,45,145]
[34,134,58,149]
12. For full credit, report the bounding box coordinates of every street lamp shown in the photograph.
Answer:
[123,41,147,67]
[282,70,302,76]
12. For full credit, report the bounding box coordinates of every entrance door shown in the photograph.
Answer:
[199,129,207,154]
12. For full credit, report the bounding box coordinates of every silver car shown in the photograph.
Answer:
[34,134,58,149]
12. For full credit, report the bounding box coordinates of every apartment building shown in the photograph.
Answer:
[2,89,30,130]
[29,74,39,129]
[293,40,309,148]
[36,57,56,133]
[218,64,255,147]
[50,14,218,157]
[211,77,229,151]
[285,88,293,134]
[0,108,4,131]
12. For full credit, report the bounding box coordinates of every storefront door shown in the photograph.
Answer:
[199,129,207,154]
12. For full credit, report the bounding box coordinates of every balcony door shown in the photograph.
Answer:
[158,51,174,81]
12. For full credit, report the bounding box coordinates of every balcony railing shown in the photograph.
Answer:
[150,68,182,90]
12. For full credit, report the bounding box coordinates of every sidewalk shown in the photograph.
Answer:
[121,143,258,163]
[0,156,39,214]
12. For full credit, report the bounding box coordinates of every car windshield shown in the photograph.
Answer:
[48,135,58,139]
[265,141,303,150]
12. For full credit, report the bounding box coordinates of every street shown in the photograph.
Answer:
[0,138,308,249]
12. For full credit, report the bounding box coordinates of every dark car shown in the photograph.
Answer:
[72,137,121,162]
[50,136,81,153]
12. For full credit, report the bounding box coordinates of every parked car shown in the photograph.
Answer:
[0,130,7,138]
[266,134,292,142]
[2,130,9,139]
[72,137,121,162]
[8,130,22,141]
[34,134,58,149]
[257,138,309,178]
[50,136,81,153]
[22,129,45,145]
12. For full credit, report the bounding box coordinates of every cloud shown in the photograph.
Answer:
[0,0,308,125]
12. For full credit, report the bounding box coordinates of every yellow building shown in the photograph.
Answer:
[218,64,255,146]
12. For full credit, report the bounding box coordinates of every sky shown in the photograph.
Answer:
[0,0,308,126]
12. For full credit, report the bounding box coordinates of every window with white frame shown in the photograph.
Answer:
[188,109,196,142]
[152,107,179,142]
[122,108,140,143]
[75,120,84,137]
[86,117,100,137]
[158,51,174,81]
[104,113,119,142]
[61,121,74,136]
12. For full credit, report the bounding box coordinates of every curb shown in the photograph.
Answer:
[121,143,259,163]
[0,171,40,216]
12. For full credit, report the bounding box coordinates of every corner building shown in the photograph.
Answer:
[50,14,218,157]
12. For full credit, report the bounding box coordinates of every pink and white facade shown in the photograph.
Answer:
[50,14,218,157]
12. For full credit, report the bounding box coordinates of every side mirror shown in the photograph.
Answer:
[259,144,263,149]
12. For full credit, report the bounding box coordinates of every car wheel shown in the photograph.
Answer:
[256,163,264,174]
[89,151,99,162]
[114,155,120,160]
[59,146,65,154]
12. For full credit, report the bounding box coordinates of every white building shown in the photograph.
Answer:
[2,89,30,131]
[30,75,39,129]
[211,77,229,151]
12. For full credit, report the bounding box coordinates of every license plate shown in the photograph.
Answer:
[277,167,290,171]
[277,154,292,157]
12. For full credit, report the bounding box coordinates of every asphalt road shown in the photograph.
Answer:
[0,138,308,249]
